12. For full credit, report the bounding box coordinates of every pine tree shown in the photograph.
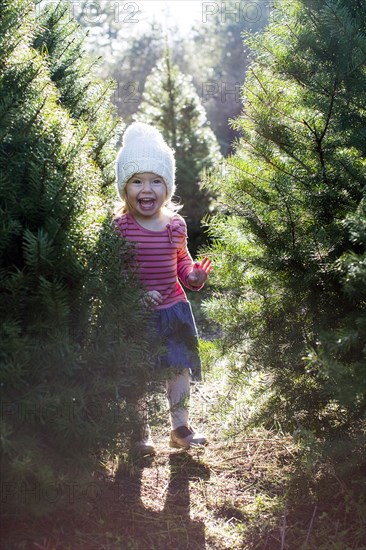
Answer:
[204,0,366,444]
[74,1,166,125]
[189,0,270,154]
[109,22,165,125]
[0,0,154,519]
[136,49,221,254]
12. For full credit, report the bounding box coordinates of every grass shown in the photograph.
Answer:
[2,364,366,549]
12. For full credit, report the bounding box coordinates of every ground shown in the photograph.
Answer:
[4,366,365,549]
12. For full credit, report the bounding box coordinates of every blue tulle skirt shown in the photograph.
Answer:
[151,301,202,381]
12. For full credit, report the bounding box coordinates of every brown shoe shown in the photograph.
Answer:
[169,425,207,449]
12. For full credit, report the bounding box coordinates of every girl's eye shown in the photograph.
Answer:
[153,179,163,184]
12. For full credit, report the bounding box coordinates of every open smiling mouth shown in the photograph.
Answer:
[138,198,156,210]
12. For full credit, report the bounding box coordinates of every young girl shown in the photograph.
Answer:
[114,122,211,454]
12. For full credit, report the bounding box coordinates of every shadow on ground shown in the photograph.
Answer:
[108,451,211,549]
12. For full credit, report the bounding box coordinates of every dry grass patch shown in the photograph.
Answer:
[2,371,365,549]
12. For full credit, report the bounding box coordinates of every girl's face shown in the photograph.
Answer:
[125,172,167,219]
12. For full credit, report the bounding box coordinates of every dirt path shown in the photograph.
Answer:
[91,370,365,550]
[6,368,365,549]
[92,373,300,550]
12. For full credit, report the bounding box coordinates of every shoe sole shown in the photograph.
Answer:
[169,439,207,450]
[169,439,189,449]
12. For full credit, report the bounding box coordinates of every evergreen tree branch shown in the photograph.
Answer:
[224,161,274,202]
[319,77,338,143]
[239,134,309,188]
[247,72,310,132]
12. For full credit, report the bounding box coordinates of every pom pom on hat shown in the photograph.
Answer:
[115,122,176,200]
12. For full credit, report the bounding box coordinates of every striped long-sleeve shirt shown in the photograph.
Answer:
[114,212,201,310]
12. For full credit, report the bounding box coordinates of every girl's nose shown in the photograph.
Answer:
[141,181,153,191]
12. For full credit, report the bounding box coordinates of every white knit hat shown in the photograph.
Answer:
[115,122,176,200]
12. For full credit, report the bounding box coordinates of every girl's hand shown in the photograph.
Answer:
[187,257,212,287]
[142,290,163,307]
